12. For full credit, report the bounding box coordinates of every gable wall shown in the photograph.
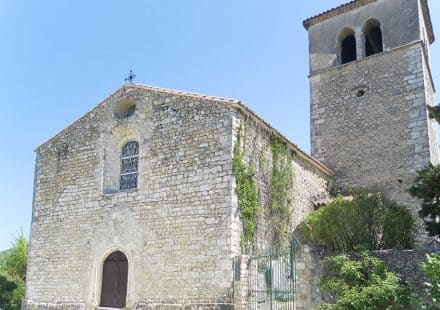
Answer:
[25,86,238,309]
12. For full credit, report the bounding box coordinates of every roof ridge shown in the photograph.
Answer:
[129,83,240,103]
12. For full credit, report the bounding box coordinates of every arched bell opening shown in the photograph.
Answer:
[363,18,383,57]
[338,27,357,64]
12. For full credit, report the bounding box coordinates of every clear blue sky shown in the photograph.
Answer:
[0,0,439,251]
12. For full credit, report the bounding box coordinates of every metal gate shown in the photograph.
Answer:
[247,243,296,309]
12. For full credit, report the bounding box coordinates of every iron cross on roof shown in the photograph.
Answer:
[125,70,136,83]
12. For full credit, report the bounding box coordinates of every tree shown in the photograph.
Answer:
[422,254,440,309]
[0,274,18,310]
[298,192,416,252]
[316,253,419,310]
[0,233,28,310]
[409,164,440,238]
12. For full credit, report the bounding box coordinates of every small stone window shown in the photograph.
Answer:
[364,19,383,57]
[115,100,136,119]
[339,28,357,64]
[120,141,139,190]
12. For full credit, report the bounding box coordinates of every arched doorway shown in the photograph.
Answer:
[100,251,128,308]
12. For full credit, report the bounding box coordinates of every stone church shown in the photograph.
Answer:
[24,0,439,309]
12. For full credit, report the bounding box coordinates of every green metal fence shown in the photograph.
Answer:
[248,243,296,309]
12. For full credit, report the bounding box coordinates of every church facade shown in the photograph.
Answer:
[24,84,330,309]
[24,0,439,309]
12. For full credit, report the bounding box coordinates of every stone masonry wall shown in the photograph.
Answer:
[307,0,422,73]
[310,43,437,233]
[230,115,330,252]
[25,85,239,309]
[229,115,330,309]
[294,245,439,309]
[294,245,325,310]
[421,43,440,165]
[25,84,331,310]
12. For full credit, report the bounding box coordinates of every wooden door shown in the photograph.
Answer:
[100,251,128,308]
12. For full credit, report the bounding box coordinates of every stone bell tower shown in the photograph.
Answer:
[304,0,439,210]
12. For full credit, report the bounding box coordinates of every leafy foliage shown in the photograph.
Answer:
[0,233,28,310]
[233,124,259,250]
[428,105,440,123]
[269,135,294,246]
[409,164,440,238]
[0,273,18,309]
[316,253,419,310]
[299,192,416,251]
[233,124,297,249]
[422,254,440,309]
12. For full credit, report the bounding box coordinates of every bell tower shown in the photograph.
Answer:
[305,0,439,211]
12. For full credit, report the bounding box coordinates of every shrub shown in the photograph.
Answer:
[422,254,440,309]
[409,164,440,238]
[0,273,18,310]
[0,233,28,310]
[316,253,420,310]
[299,192,415,251]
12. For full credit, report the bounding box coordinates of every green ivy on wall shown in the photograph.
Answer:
[233,122,295,250]
[232,124,259,250]
[269,135,294,246]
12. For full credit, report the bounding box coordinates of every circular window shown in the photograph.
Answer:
[114,100,136,119]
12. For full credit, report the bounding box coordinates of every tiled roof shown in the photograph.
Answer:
[303,0,434,43]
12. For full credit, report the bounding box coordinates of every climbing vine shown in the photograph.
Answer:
[269,135,294,246]
[233,124,259,250]
[233,122,296,250]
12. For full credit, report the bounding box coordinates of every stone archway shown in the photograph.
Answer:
[100,251,128,308]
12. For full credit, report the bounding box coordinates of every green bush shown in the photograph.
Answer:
[299,192,416,251]
[316,253,419,310]
[422,254,440,309]
[0,272,18,310]
[409,164,440,238]
[0,233,28,310]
